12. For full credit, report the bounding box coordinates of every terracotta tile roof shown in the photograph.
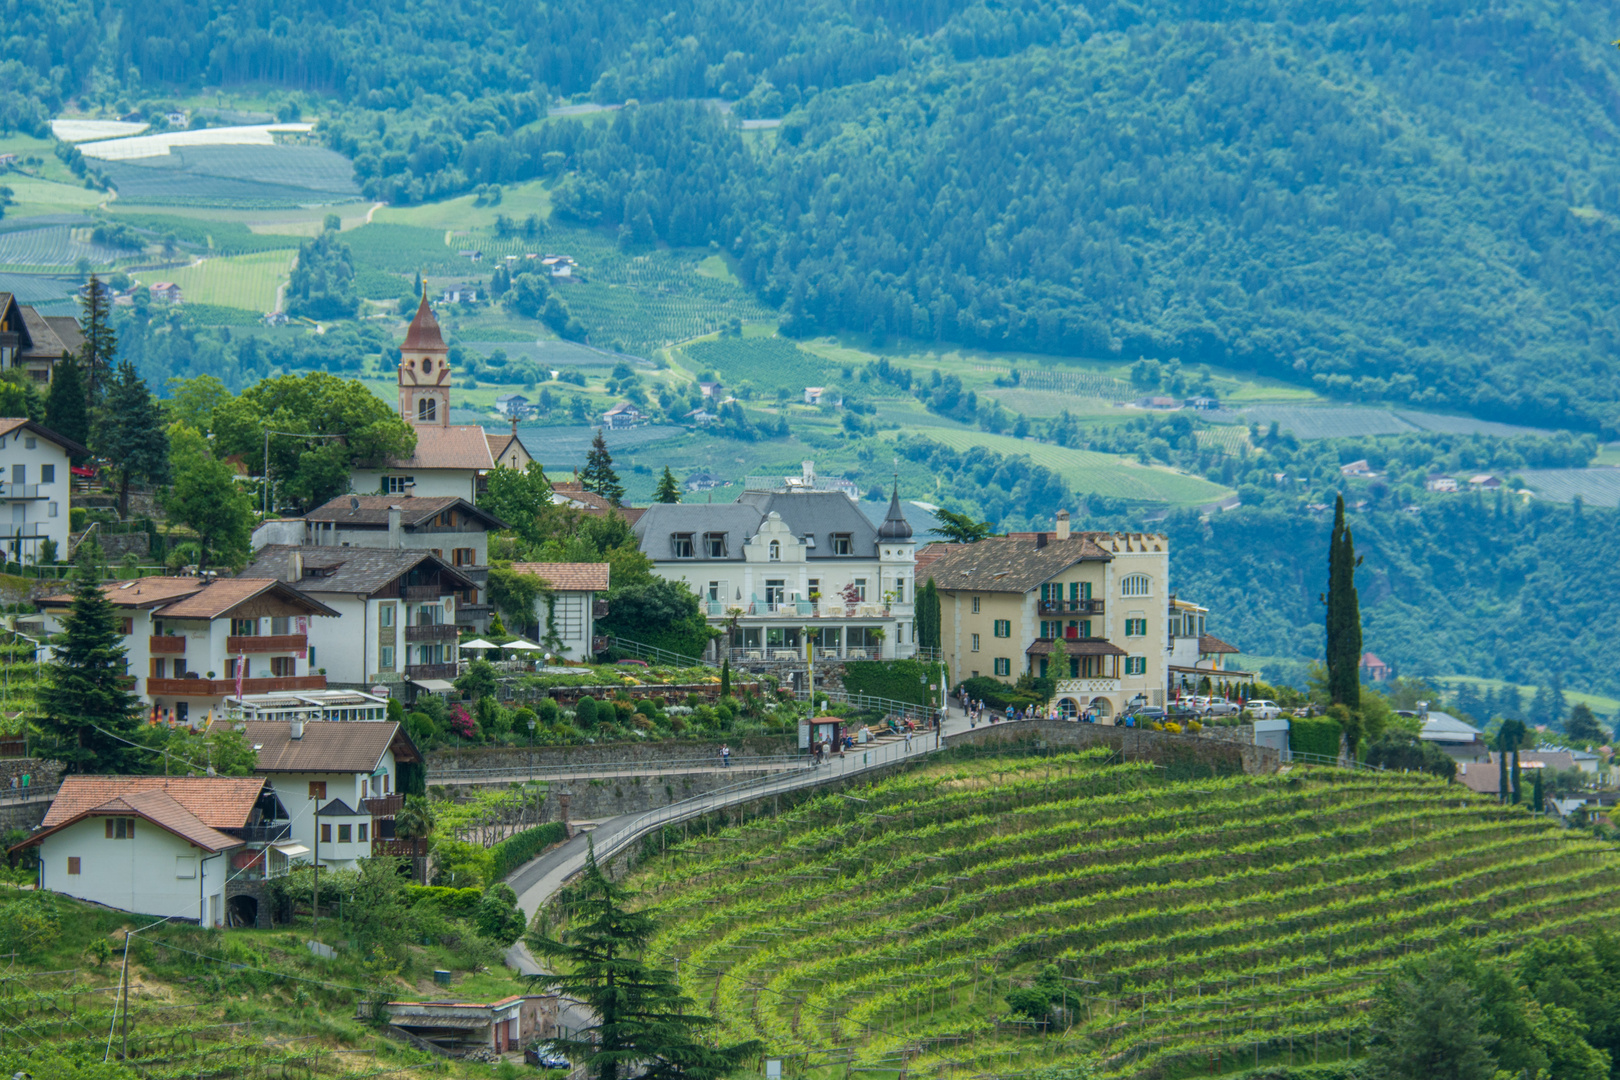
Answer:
[154,578,340,620]
[40,775,267,829]
[1025,638,1129,657]
[924,535,1115,594]
[402,295,446,352]
[388,425,495,471]
[241,719,421,772]
[36,576,207,610]
[1198,634,1240,655]
[303,494,506,531]
[551,482,644,524]
[509,562,610,592]
[913,542,959,580]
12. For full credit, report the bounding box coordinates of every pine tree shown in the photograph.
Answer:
[34,541,149,773]
[93,361,170,518]
[76,275,116,407]
[580,428,625,507]
[526,846,759,1080]
[1323,495,1362,711]
[652,465,681,503]
[44,357,90,461]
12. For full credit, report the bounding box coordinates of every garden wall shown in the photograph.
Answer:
[438,766,794,823]
[943,719,1280,775]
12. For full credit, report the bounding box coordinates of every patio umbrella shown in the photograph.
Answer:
[459,639,500,650]
[501,639,545,651]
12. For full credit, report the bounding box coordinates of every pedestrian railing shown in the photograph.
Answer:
[430,755,810,785]
[604,637,710,669]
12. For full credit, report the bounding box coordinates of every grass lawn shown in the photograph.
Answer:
[373,180,553,233]
[159,248,294,312]
[1440,674,1620,718]
[2,176,109,219]
[916,428,1235,505]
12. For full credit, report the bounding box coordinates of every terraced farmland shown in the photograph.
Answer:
[920,429,1233,505]
[628,749,1620,1078]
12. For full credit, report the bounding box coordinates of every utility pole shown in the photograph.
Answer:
[311,795,323,938]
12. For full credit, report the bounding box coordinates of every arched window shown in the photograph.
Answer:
[1121,574,1151,597]
[418,397,437,422]
[768,540,780,561]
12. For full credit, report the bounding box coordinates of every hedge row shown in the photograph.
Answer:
[403,885,483,914]
[1288,715,1343,760]
[842,659,947,708]
[491,821,568,881]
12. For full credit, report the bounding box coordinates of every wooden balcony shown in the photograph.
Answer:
[363,793,404,818]
[401,584,443,601]
[226,634,307,653]
[146,674,327,697]
[404,624,459,643]
[149,636,186,655]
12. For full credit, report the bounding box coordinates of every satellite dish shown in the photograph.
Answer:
[350,496,360,510]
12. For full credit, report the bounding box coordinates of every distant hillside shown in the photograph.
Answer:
[12,0,1620,433]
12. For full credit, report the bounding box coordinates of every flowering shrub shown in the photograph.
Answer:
[450,704,477,738]
[1164,722,1182,734]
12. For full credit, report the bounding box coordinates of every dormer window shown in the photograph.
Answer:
[830,533,853,555]
[769,540,781,561]
[672,533,695,558]
[705,533,727,558]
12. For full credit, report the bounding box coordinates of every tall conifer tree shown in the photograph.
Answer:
[580,428,625,507]
[34,541,148,773]
[1324,494,1362,710]
[94,361,170,517]
[652,466,680,503]
[44,357,90,461]
[76,275,116,407]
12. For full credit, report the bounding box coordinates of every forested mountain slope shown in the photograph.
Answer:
[11,0,1620,433]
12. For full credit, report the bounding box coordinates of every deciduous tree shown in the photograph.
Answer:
[161,424,254,570]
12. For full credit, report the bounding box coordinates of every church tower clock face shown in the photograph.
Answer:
[397,290,452,427]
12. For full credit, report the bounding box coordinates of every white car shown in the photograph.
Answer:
[1202,700,1241,717]
[1247,699,1283,720]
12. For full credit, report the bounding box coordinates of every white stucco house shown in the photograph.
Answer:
[507,562,609,659]
[36,576,339,728]
[238,546,476,693]
[240,718,422,867]
[0,418,86,566]
[13,775,293,926]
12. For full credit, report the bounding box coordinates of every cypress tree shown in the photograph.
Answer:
[1532,767,1544,813]
[652,466,680,503]
[44,357,90,461]
[1510,747,1521,805]
[1323,494,1362,710]
[580,428,625,507]
[34,541,149,773]
[720,658,731,698]
[916,578,940,650]
[1497,751,1509,805]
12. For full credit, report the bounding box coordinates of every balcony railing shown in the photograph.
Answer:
[405,623,459,643]
[0,483,42,499]
[705,600,893,619]
[401,584,442,601]
[146,674,327,696]
[232,822,292,844]
[404,662,459,680]
[149,636,186,655]
[0,525,46,539]
[1038,599,1105,616]
[592,600,609,618]
[226,633,307,654]
[591,635,609,654]
[458,603,492,617]
[363,793,404,818]
[373,837,425,858]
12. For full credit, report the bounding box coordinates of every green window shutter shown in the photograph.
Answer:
[1083,582,1092,600]
[1080,621,1091,638]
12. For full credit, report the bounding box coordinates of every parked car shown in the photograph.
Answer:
[526,1043,571,1069]
[1247,699,1283,720]
[1202,700,1241,717]
[1127,706,1167,723]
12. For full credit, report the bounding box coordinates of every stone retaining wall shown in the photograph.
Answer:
[943,719,1280,774]
[427,736,796,776]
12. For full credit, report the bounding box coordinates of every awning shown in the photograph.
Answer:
[411,679,457,692]
[1025,638,1127,657]
[271,842,311,857]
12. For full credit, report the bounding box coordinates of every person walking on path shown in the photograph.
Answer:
[904,727,913,752]
[720,743,731,768]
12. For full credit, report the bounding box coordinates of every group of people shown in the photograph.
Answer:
[955,687,1103,726]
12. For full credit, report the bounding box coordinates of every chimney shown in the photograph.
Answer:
[288,550,303,582]
[290,718,304,740]
[403,481,416,499]
[388,506,403,550]
[802,460,815,485]
[1056,510,1071,542]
